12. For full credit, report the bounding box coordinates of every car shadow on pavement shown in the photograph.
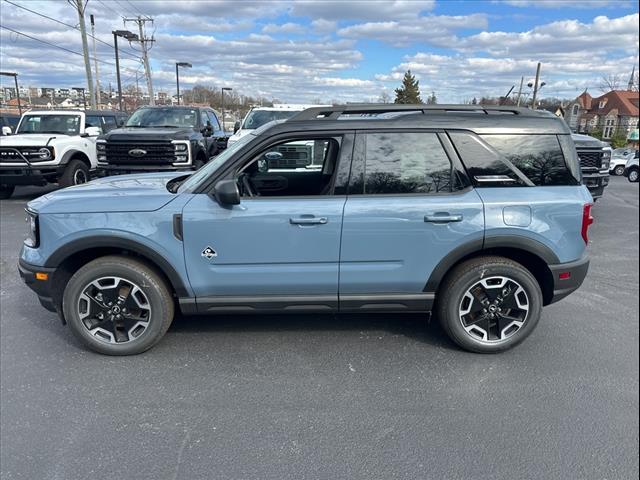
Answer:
[169,312,458,350]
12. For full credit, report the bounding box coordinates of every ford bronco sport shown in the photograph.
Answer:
[0,109,125,199]
[19,105,592,355]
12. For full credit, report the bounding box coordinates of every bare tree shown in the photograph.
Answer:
[378,91,391,103]
[599,74,622,92]
[630,72,639,92]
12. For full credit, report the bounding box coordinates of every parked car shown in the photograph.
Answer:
[0,109,125,199]
[571,133,611,200]
[610,148,637,176]
[97,106,229,175]
[624,151,639,182]
[19,104,592,355]
[0,113,20,136]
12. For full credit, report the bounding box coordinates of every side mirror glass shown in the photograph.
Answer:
[1,126,12,136]
[84,126,101,137]
[213,179,240,205]
[233,121,240,134]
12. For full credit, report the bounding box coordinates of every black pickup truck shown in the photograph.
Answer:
[571,133,611,201]
[97,106,229,174]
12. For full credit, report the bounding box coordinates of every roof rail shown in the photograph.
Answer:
[288,103,546,122]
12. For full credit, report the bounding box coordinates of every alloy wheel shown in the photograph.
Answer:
[629,170,639,182]
[458,276,529,343]
[73,169,88,185]
[77,276,151,344]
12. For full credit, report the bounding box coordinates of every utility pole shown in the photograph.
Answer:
[125,16,155,105]
[72,0,96,109]
[516,76,524,107]
[531,62,542,110]
[0,72,22,114]
[90,14,101,109]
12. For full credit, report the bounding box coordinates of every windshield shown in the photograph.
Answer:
[126,108,198,128]
[178,132,256,193]
[17,114,81,135]
[242,110,301,130]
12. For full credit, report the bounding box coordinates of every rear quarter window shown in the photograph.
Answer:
[481,134,580,186]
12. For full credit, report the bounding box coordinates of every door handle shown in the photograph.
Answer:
[424,213,463,223]
[289,216,328,225]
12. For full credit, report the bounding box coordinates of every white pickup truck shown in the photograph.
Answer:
[0,109,126,199]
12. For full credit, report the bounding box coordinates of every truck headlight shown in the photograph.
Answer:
[172,141,190,163]
[37,147,52,160]
[24,208,39,248]
[96,142,106,152]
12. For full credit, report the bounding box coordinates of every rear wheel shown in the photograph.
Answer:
[437,256,543,353]
[628,168,639,183]
[59,159,90,188]
[614,165,625,176]
[62,256,174,355]
[0,185,15,199]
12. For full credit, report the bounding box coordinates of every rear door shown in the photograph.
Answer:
[339,130,484,310]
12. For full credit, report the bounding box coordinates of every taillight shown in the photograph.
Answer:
[581,203,594,244]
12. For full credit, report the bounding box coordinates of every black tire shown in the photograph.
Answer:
[62,256,174,355]
[436,256,543,353]
[628,168,639,183]
[0,185,15,199]
[59,159,90,188]
[194,155,207,170]
[614,165,625,176]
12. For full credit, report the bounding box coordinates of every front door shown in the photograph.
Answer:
[181,133,353,311]
[339,131,484,310]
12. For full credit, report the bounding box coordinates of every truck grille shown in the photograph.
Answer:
[577,150,602,170]
[105,141,176,165]
[268,145,311,168]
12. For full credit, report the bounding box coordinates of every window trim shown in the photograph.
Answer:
[347,129,472,197]
[199,130,355,198]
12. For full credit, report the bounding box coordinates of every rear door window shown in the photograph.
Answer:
[102,116,117,132]
[350,132,463,194]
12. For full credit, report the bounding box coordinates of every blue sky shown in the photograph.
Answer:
[1,0,638,103]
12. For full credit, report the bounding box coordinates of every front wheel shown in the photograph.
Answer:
[628,168,639,183]
[436,256,543,353]
[0,185,15,199]
[62,256,175,355]
[59,159,90,188]
[613,165,625,176]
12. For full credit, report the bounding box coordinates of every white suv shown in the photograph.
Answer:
[0,110,125,199]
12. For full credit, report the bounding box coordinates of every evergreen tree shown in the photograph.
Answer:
[426,91,438,105]
[471,97,478,105]
[394,70,422,104]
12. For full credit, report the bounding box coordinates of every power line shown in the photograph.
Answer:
[95,0,124,19]
[123,0,150,20]
[0,25,142,76]
[2,0,141,60]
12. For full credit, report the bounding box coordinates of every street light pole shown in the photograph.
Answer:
[175,62,192,105]
[112,30,138,112]
[221,87,232,132]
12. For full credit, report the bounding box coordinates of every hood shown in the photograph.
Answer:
[102,127,194,141]
[227,128,253,145]
[28,171,189,214]
[0,133,63,146]
[571,133,608,149]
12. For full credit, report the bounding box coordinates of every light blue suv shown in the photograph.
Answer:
[19,105,593,355]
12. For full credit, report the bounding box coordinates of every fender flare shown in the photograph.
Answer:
[45,235,190,297]
[424,234,560,293]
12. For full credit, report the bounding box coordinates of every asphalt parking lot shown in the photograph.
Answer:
[1,177,638,480]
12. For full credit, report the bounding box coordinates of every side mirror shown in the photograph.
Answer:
[1,126,12,136]
[84,126,102,137]
[213,179,240,205]
[233,121,240,134]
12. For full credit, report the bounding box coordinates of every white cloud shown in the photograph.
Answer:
[499,0,629,9]
[337,14,489,47]
[262,22,308,35]
[289,0,436,21]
